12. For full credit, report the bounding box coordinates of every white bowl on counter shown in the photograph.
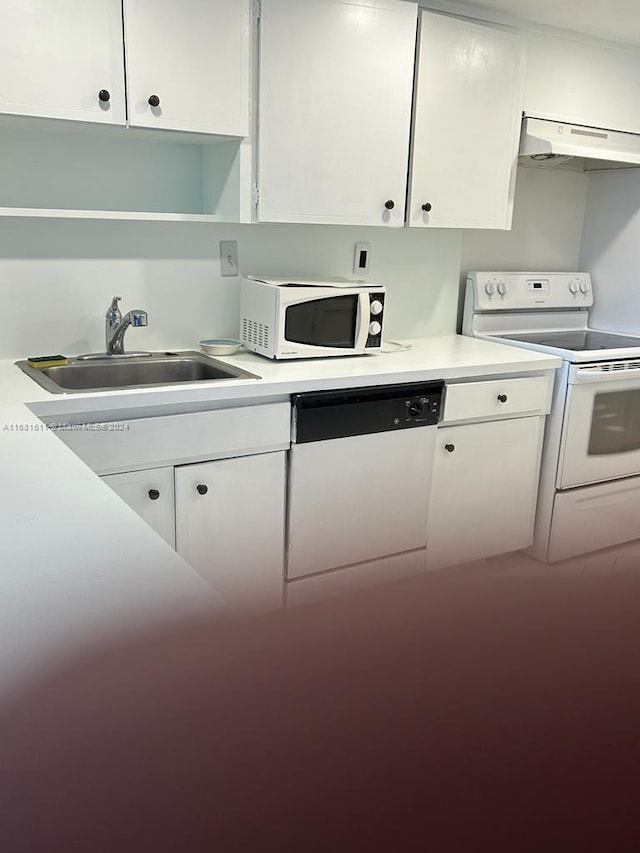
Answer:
[199,338,243,356]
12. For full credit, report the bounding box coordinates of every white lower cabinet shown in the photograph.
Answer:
[175,452,286,612]
[426,416,545,570]
[102,467,176,548]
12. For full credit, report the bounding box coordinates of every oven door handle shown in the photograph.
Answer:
[574,366,640,383]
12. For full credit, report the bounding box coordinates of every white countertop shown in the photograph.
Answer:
[0,336,561,697]
[6,335,563,419]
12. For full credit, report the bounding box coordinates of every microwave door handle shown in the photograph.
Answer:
[354,293,370,350]
[575,366,640,382]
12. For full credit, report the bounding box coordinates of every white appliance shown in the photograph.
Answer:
[464,271,640,563]
[285,382,443,604]
[240,276,385,359]
[519,117,640,170]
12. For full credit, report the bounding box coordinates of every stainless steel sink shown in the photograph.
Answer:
[16,351,261,394]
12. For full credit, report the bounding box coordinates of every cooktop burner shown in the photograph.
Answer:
[495,330,640,351]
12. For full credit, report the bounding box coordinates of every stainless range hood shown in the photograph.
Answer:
[519,117,640,171]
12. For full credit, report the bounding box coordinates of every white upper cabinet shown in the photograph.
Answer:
[0,0,126,125]
[524,32,640,135]
[408,11,524,230]
[123,0,250,136]
[257,0,417,226]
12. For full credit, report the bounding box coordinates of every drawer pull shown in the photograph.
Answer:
[196,484,209,495]
[98,89,111,102]
[497,394,508,403]
[148,489,160,501]
[444,443,455,453]
[148,94,160,107]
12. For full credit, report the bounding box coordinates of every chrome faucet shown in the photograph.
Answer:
[106,296,149,355]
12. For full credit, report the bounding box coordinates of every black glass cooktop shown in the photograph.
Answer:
[496,330,640,351]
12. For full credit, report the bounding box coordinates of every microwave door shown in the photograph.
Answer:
[284,294,359,350]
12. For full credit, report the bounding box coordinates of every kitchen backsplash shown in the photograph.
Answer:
[0,167,588,359]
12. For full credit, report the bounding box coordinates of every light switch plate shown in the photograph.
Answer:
[220,240,239,277]
[354,242,370,275]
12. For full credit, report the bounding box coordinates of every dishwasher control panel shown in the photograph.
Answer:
[292,381,443,443]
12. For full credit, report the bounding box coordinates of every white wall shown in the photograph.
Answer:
[0,219,462,359]
[0,164,588,359]
[462,165,588,273]
[459,165,589,326]
[580,169,640,333]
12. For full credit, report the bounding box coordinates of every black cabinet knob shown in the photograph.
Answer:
[196,484,208,495]
[148,489,160,501]
[384,200,395,210]
[445,443,455,453]
[148,94,160,107]
[421,202,432,212]
[98,89,111,102]
[497,394,508,403]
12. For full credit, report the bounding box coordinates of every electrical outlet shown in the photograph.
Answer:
[354,242,370,275]
[220,240,239,277]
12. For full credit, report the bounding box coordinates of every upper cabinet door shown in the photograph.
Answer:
[0,0,125,124]
[123,0,250,136]
[408,12,524,230]
[257,0,417,226]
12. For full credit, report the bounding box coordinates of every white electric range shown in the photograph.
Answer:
[463,271,640,563]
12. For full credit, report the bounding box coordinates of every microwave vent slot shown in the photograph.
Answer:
[242,318,270,350]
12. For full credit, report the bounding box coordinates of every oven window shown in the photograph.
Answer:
[284,295,358,348]
[589,389,640,455]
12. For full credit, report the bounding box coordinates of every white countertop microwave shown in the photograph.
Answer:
[240,276,386,359]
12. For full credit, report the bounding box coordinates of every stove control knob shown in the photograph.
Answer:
[569,280,579,294]
[579,279,590,294]
[370,300,383,316]
[408,401,423,418]
[484,281,496,296]
[497,281,508,296]
[369,321,382,336]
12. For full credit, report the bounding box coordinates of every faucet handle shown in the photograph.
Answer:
[131,311,148,327]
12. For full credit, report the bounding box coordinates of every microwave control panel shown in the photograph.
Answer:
[366,291,385,348]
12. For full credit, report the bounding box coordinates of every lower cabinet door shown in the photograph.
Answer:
[175,452,285,611]
[102,467,176,548]
[426,417,544,570]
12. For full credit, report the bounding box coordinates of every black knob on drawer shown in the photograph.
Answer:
[445,443,455,453]
[196,484,208,495]
[497,394,508,403]
[148,94,160,107]
[98,89,111,102]
[421,202,432,212]
[148,489,160,501]
[384,199,395,210]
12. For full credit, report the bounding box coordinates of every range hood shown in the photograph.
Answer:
[519,117,640,171]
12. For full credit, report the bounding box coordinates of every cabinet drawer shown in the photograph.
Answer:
[442,375,552,423]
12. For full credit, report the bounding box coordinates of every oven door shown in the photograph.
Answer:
[559,362,640,488]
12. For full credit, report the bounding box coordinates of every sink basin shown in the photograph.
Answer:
[16,351,261,394]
